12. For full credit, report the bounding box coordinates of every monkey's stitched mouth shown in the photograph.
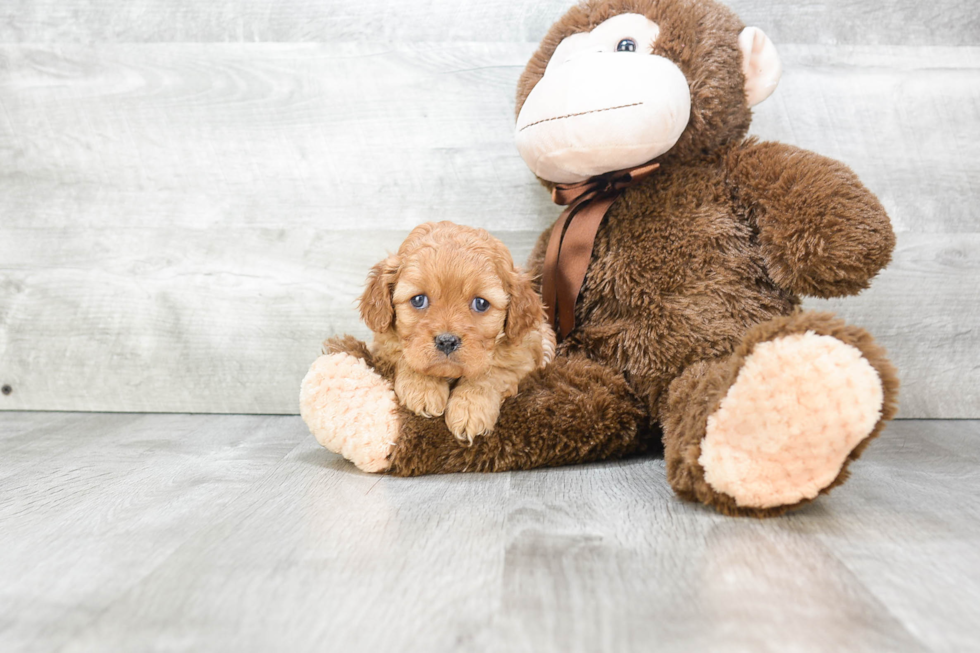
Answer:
[518,102,644,132]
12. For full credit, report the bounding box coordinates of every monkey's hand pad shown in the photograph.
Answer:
[299,352,400,473]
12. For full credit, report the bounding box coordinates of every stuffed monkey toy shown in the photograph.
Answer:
[300,0,899,517]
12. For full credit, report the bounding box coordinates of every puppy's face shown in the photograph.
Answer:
[359,222,542,379]
[392,246,507,378]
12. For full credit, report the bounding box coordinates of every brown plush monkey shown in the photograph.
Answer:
[300,0,899,518]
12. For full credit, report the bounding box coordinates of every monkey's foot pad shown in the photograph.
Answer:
[698,332,885,508]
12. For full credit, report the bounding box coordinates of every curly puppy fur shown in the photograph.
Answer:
[358,221,556,443]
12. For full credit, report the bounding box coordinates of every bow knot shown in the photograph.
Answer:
[541,161,661,340]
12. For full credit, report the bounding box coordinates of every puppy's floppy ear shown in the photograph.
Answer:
[359,255,400,333]
[504,268,544,342]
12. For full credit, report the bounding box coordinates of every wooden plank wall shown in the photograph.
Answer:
[0,1,977,417]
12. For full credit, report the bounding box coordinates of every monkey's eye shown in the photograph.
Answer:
[471,297,490,313]
[410,294,428,309]
[616,38,637,52]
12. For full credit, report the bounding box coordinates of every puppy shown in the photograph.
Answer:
[358,221,556,443]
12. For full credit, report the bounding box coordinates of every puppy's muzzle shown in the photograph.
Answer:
[434,333,462,355]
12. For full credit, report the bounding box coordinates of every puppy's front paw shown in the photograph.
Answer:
[395,374,451,418]
[445,390,501,445]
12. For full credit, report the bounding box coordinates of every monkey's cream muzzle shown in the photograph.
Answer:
[516,50,691,184]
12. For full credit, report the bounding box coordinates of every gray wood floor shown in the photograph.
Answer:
[1,413,978,652]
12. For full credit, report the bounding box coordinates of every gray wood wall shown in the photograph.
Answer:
[1,1,977,417]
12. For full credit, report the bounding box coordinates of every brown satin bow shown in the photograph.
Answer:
[541,161,661,340]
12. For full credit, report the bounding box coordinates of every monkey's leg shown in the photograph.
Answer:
[300,338,649,475]
[660,311,899,518]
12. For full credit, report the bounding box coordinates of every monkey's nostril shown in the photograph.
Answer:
[434,333,462,355]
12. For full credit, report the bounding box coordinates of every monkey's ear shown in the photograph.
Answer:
[739,27,782,107]
[358,256,399,333]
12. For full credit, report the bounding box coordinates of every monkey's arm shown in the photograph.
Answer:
[389,355,648,476]
[726,139,895,298]
[306,336,650,476]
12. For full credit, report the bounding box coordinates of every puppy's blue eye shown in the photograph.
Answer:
[410,294,428,309]
[617,38,636,52]
[471,297,490,313]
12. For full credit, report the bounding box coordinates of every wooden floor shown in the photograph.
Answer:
[1,413,978,652]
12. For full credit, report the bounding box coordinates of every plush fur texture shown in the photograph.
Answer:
[358,222,556,443]
[300,0,899,518]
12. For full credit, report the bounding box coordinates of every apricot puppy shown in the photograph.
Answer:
[358,221,556,443]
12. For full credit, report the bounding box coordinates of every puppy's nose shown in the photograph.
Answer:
[434,333,462,355]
